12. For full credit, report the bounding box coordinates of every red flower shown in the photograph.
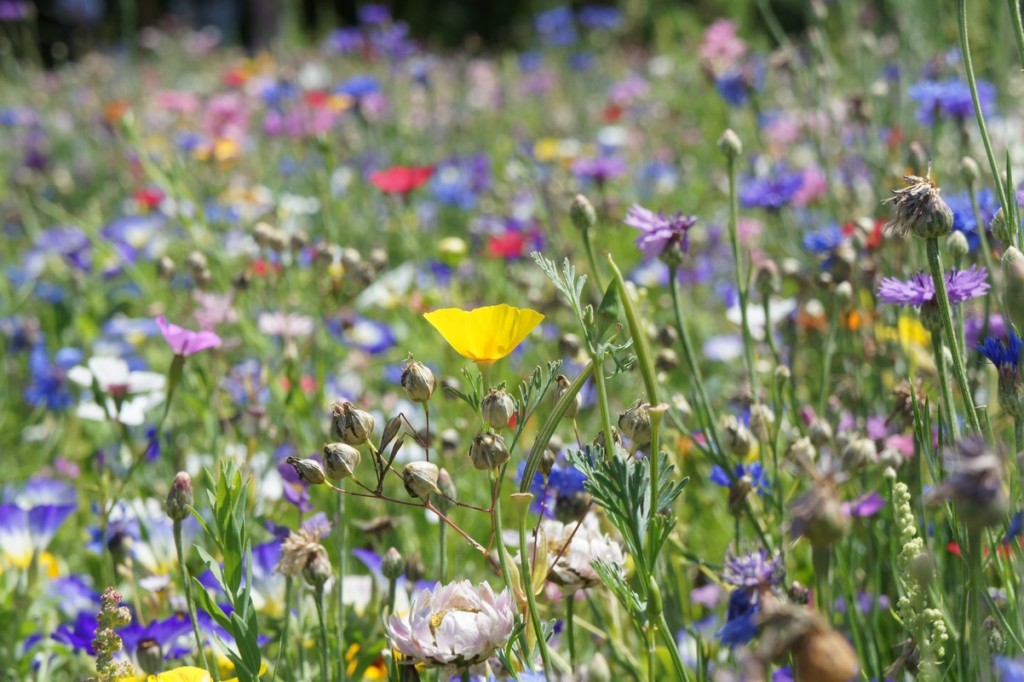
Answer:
[134,187,164,211]
[304,90,329,108]
[369,166,434,195]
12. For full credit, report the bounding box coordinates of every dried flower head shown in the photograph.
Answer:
[322,442,361,480]
[286,456,327,485]
[928,436,1008,531]
[277,525,330,578]
[403,461,441,501]
[884,171,954,240]
[755,601,860,682]
[331,400,376,446]
[788,477,849,548]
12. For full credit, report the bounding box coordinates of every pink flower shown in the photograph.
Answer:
[792,167,828,207]
[193,291,237,331]
[699,19,747,75]
[156,316,222,356]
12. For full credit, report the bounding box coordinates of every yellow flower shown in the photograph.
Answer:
[423,304,544,363]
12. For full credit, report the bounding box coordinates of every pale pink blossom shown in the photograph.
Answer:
[699,19,747,75]
[792,167,828,207]
[193,291,237,331]
[258,312,314,338]
[385,580,514,671]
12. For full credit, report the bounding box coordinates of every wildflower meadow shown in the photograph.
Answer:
[4,1,1024,681]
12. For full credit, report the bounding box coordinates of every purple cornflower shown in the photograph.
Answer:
[876,265,989,307]
[624,204,696,260]
[722,549,784,589]
[739,167,804,210]
[573,155,627,184]
[908,78,996,125]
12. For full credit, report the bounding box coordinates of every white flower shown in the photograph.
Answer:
[385,580,514,671]
[725,297,797,340]
[533,515,625,592]
[258,312,314,338]
[67,357,166,425]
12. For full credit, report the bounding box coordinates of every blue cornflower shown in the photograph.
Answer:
[908,78,996,124]
[516,460,587,518]
[739,167,804,210]
[336,75,380,99]
[716,69,750,106]
[535,6,577,46]
[710,462,771,496]
[24,342,82,410]
[717,587,758,646]
[1005,511,1023,545]
[578,5,623,30]
[802,224,845,254]
[977,331,1022,374]
[947,187,1001,251]
[995,657,1024,681]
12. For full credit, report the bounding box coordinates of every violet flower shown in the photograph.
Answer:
[624,203,697,260]
[156,316,222,357]
[876,265,989,307]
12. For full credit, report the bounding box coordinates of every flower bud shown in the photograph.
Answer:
[788,480,849,548]
[756,262,782,301]
[290,230,309,252]
[330,400,375,446]
[382,547,405,581]
[834,281,853,307]
[165,471,193,522]
[618,402,652,446]
[569,194,597,231]
[991,208,1010,244]
[481,388,516,430]
[553,374,581,419]
[1002,248,1024,327]
[788,581,810,605]
[404,552,426,583]
[655,325,678,347]
[721,415,753,457]
[402,461,440,501]
[539,445,558,477]
[323,442,361,480]
[908,551,935,586]
[884,173,953,239]
[787,436,816,464]
[559,332,583,357]
[749,404,776,442]
[959,156,980,185]
[302,546,332,589]
[808,418,833,447]
[592,426,622,454]
[184,250,208,276]
[718,128,743,158]
[840,437,878,472]
[136,639,163,674]
[655,348,680,372]
[469,432,511,471]
[286,456,326,485]
[946,230,969,258]
[156,256,176,281]
[401,359,436,403]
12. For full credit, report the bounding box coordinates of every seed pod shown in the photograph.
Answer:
[469,432,510,471]
[840,437,878,472]
[381,547,405,581]
[721,415,753,457]
[322,442,361,480]
[718,128,743,158]
[481,389,515,430]
[755,260,781,297]
[808,418,833,447]
[553,374,581,419]
[402,461,440,501]
[618,402,652,447]
[569,194,597,231]
[401,359,436,403]
[286,456,326,485]
[330,400,375,446]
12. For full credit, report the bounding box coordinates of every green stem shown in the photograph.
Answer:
[314,586,329,682]
[174,520,213,675]
[958,0,1014,226]
[518,505,554,674]
[581,225,606,293]
[336,486,347,682]
[931,330,963,442]
[605,255,659,404]
[812,546,832,620]
[566,595,577,671]
[926,237,981,433]
[725,154,759,399]
[817,301,840,417]
[1007,0,1024,76]
[438,521,447,583]
[271,578,293,682]
[1016,418,1024,455]
[592,352,616,458]
[657,613,692,682]
[967,529,993,682]
[646,625,657,682]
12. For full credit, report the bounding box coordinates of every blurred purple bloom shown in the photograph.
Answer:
[842,492,886,518]
[723,548,784,588]
[877,265,989,307]
[573,155,626,184]
[156,316,222,357]
[908,78,996,124]
[624,204,696,260]
[739,168,804,210]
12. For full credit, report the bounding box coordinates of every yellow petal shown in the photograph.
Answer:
[423,305,544,362]
[148,667,213,682]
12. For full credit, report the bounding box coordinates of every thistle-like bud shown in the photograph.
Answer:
[787,436,817,465]
[991,208,1010,244]
[469,432,510,471]
[959,156,980,185]
[840,437,878,472]
[919,301,943,333]
[655,325,678,347]
[184,250,208,276]
[884,172,954,240]
[788,479,850,548]
[481,388,516,430]
[749,404,776,442]
[655,348,680,372]
[570,194,597,231]
[286,456,326,485]
[382,547,405,581]
[808,418,833,447]
[302,546,333,589]
[755,260,781,297]
[156,256,176,281]
[945,230,969,259]
[323,442,361,480]
[403,461,441,501]
[400,359,436,403]
[330,400,375,446]
[136,639,163,674]
[618,402,652,446]
[721,415,753,457]
[165,471,193,522]
[553,374,581,419]
[718,128,743,158]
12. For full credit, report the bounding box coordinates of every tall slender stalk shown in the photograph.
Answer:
[173,520,213,675]
[931,331,963,442]
[967,529,992,682]
[724,152,759,399]
[926,237,981,433]
[336,487,347,682]
[314,586,329,682]
[518,504,554,674]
